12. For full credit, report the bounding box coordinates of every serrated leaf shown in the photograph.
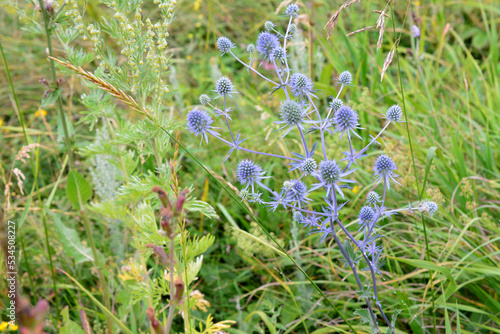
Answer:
[47,210,93,264]
[185,234,215,263]
[185,199,218,219]
[354,308,376,332]
[66,170,92,209]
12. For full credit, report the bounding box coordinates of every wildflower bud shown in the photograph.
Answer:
[271,47,286,62]
[279,100,304,125]
[293,210,304,223]
[300,158,317,175]
[174,277,185,302]
[175,189,189,213]
[338,70,352,85]
[199,94,211,105]
[246,43,256,53]
[217,36,234,55]
[215,76,234,97]
[421,201,438,217]
[38,77,49,86]
[264,21,275,31]
[386,105,402,123]
[257,32,280,59]
[288,23,297,35]
[366,191,381,205]
[239,189,250,201]
[146,307,165,334]
[329,98,343,111]
[412,25,421,38]
[285,3,299,17]
[152,186,171,209]
[359,206,375,224]
[283,180,292,190]
[289,73,314,97]
[319,160,341,185]
[146,244,169,265]
[16,297,49,333]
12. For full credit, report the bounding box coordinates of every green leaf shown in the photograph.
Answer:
[66,170,92,209]
[420,146,437,199]
[60,307,86,334]
[354,308,376,333]
[47,209,93,264]
[391,257,457,305]
[41,87,61,108]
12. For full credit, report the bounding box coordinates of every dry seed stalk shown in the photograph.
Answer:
[324,0,361,39]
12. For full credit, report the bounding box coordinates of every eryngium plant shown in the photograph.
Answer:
[186,3,438,333]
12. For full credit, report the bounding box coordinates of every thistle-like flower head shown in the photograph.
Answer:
[256,32,280,60]
[288,23,297,36]
[187,108,218,144]
[412,25,421,38]
[237,159,267,189]
[199,94,211,106]
[338,70,352,85]
[271,47,286,63]
[279,100,304,126]
[247,43,256,53]
[214,76,235,98]
[373,155,400,189]
[264,21,275,31]
[284,179,309,204]
[330,98,343,111]
[289,73,314,98]
[385,105,403,123]
[359,206,375,224]
[366,191,381,205]
[334,106,359,138]
[319,160,341,185]
[293,210,304,223]
[217,36,235,55]
[285,3,299,17]
[300,158,317,175]
[421,200,438,217]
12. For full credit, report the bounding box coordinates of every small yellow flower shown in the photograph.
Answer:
[8,324,18,331]
[352,185,360,194]
[187,55,192,60]
[0,322,9,331]
[188,33,194,39]
[35,109,47,118]
[0,118,3,127]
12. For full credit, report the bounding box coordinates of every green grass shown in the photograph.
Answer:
[1,0,499,333]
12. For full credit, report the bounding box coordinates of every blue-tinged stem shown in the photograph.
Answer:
[356,122,390,158]
[223,95,236,143]
[212,134,299,161]
[229,51,278,86]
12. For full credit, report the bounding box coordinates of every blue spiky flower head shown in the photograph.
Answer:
[289,73,314,98]
[199,94,211,106]
[280,100,304,126]
[385,105,403,123]
[338,70,352,85]
[217,36,235,55]
[284,179,308,204]
[366,191,381,205]
[373,154,400,189]
[256,32,280,60]
[319,160,341,185]
[359,206,375,224]
[237,159,266,188]
[187,108,217,144]
[334,106,359,137]
[293,210,304,223]
[330,98,343,111]
[271,47,286,63]
[300,158,317,175]
[285,3,299,17]
[421,200,438,217]
[264,21,275,31]
[214,76,235,98]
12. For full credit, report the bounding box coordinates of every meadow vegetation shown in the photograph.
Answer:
[0,0,499,333]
